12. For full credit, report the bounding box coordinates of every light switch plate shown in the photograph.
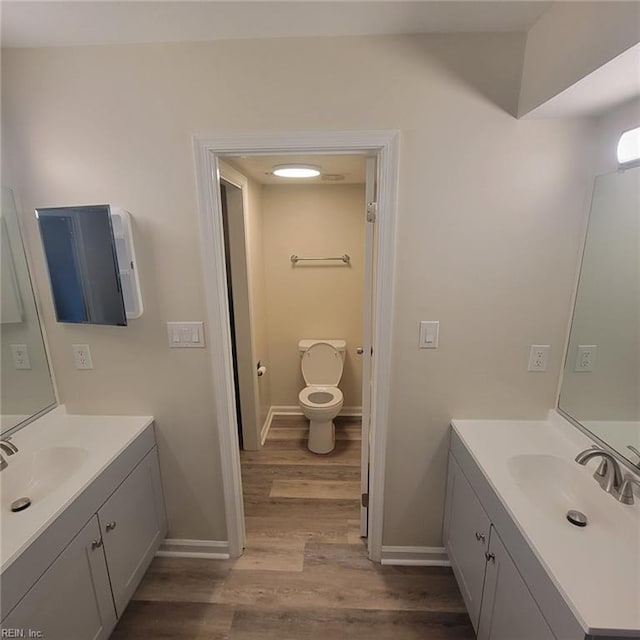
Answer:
[419,321,439,349]
[528,345,550,372]
[167,322,205,348]
[10,344,31,370]
[72,344,93,369]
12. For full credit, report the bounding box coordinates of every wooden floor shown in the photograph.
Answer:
[112,416,474,639]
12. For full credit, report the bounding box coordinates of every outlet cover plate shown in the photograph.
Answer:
[528,345,550,372]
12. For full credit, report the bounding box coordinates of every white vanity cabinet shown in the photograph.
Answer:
[2,516,116,640]
[1,420,167,640]
[98,449,165,615]
[477,526,555,640]
[445,450,558,639]
[443,454,491,631]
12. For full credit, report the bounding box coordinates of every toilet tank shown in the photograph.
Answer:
[298,339,346,358]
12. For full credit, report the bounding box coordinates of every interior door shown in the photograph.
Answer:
[360,155,378,536]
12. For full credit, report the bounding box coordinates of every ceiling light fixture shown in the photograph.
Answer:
[617,126,640,166]
[273,164,321,178]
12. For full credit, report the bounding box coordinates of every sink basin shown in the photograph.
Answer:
[1,446,89,511]
[507,454,611,524]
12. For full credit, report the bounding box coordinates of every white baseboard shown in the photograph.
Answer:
[156,538,230,560]
[380,545,450,566]
[268,405,363,417]
[260,406,276,445]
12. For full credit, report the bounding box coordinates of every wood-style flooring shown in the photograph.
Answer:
[112,416,474,639]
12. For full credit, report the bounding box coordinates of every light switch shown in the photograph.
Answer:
[10,344,31,369]
[419,321,439,349]
[167,322,205,348]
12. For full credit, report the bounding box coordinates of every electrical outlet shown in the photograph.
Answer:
[72,344,93,369]
[575,345,597,372]
[528,345,550,372]
[10,344,31,370]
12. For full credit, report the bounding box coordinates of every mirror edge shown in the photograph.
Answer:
[1,187,59,436]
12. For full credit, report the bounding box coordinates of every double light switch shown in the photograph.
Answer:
[167,322,205,348]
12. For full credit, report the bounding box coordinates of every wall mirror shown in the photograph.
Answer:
[559,166,640,469]
[1,188,57,435]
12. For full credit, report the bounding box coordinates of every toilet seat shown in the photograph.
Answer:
[298,385,343,409]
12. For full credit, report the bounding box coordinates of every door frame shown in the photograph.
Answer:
[193,130,400,561]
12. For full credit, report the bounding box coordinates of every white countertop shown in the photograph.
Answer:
[452,411,640,636]
[0,406,153,573]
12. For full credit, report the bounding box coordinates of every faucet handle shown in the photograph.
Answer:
[618,476,640,505]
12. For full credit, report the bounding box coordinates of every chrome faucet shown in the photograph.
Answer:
[575,447,624,496]
[0,438,19,471]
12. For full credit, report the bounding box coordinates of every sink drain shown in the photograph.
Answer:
[11,497,31,512]
[566,510,587,527]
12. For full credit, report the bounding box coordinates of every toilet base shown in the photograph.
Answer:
[308,419,335,454]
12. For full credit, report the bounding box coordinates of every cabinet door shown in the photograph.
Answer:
[1,516,116,640]
[443,453,491,631]
[478,527,555,640]
[98,448,166,615]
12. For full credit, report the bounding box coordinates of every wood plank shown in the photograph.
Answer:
[233,538,305,572]
[230,606,474,640]
[270,479,360,500]
[240,441,359,466]
[133,557,234,603]
[111,601,234,640]
[243,496,360,519]
[214,567,468,612]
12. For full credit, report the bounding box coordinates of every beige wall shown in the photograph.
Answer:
[261,183,365,408]
[1,33,596,547]
[519,2,640,116]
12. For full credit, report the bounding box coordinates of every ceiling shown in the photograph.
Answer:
[225,154,366,185]
[1,1,552,49]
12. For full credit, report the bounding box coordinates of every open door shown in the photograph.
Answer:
[360,155,378,537]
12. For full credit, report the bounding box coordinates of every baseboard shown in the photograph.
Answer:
[268,405,363,417]
[380,545,450,566]
[156,538,230,559]
[260,406,276,445]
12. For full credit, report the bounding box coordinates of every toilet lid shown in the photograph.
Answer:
[301,342,343,386]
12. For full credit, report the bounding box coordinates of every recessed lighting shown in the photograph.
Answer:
[273,164,321,178]
[617,126,640,166]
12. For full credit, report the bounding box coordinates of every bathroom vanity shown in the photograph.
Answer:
[0,408,167,639]
[444,411,640,639]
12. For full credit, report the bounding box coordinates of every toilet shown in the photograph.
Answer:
[298,339,346,454]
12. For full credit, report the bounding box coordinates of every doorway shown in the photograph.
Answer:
[193,130,399,561]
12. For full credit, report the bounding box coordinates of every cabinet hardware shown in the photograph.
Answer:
[475,532,486,543]
[106,521,117,532]
[91,539,103,550]
[485,551,495,563]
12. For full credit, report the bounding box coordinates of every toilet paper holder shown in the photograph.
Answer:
[256,361,267,377]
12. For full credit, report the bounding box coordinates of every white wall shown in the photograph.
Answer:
[1,33,596,547]
[519,2,640,116]
[261,183,365,408]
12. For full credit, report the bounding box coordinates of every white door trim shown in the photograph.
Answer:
[193,130,400,561]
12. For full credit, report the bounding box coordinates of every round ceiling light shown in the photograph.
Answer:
[272,164,321,178]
